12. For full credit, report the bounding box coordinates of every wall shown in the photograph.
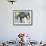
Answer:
[0,0,46,42]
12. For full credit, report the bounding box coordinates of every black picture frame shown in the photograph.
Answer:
[13,10,33,26]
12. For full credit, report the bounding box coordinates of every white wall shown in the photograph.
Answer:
[0,0,46,42]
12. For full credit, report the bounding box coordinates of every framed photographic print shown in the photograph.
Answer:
[13,10,32,25]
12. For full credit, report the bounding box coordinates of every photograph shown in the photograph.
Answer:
[13,10,32,25]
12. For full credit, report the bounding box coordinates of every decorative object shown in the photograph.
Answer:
[13,10,32,25]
